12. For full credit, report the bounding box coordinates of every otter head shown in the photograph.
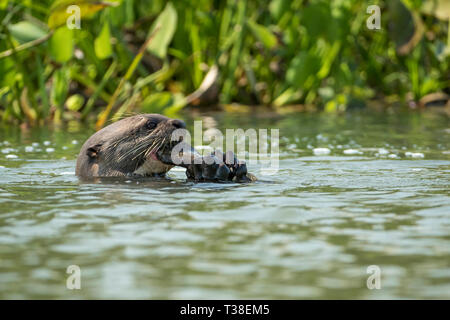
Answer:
[75,114,186,178]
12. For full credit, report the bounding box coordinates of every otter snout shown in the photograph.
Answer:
[168,119,186,129]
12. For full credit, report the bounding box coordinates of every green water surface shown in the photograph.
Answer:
[0,110,449,299]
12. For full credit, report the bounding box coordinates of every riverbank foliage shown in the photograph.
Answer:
[0,0,449,126]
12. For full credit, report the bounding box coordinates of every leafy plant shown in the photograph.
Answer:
[0,0,448,126]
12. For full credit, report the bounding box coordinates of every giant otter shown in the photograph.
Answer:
[76,114,253,182]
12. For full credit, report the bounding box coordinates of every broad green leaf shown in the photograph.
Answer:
[247,21,277,49]
[420,77,441,96]
[0,0,8,10]
[8,21,48,44]
[0,57,15,88]
[286,51,321,89]
[147,2,178,59]
[140,92,187,116]
[302,2,332,39]
[49,26,74,63]
[269,0,291,21]
[66,94,85,111]
[51,66,70,109]
[48,0,119,30]
[140,92,174,113]
[94,22,112,59]
[324,100,337,112]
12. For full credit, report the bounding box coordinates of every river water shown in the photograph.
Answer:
[0,110,449,299]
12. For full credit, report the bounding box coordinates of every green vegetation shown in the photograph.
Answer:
[0,0,449,127]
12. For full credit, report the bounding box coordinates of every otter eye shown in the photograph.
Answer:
[146,120,157,130]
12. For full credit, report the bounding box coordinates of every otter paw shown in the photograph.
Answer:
[220,150,249,182]
[185,151,250,182]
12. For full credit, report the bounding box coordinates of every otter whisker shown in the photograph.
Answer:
[143,138,164,159]
[131,140,158,161]
[131,136,167,173]
[117,140,150,162]
[125,133,166,163]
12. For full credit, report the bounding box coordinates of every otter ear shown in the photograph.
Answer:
[86,144,102,158]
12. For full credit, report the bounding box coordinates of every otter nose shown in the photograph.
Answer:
[169,119,186,129]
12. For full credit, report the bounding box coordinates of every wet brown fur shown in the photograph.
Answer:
[75,114,185,178]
